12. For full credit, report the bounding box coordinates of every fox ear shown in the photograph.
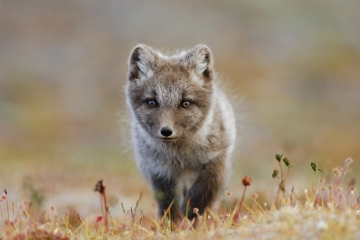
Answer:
[128,44,155,81]
[185,45,213,81]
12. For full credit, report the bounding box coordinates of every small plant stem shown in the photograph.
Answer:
[50,210,53,232]
[11,202,14,221]
[2,190,9,223]
[253,199,269,219]
[238,185,248,215]
[52,209,54,230]
[274,178,284,208]
[312,171,316,201]
[65,212,70,235]
[100,192,109,231]
[6,199,9,221]
[271,178,275,209]
[94,180,109,232]
[0,208,4,225]
[281,166,291,197]
[289,186,294,206]
[278,163,286,198]
[304,189,311,203]
[286,166,290,178]
[278,161,284,180]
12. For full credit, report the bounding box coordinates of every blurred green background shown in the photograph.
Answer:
[1,0,359,215]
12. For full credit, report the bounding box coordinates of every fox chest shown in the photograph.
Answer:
[139,142,219,173]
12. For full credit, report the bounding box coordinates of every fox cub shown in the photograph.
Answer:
[125,44,236,221]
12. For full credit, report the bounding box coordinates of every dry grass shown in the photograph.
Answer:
[1,156,359,239]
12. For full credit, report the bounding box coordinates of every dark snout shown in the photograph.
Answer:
[160,126,173,137]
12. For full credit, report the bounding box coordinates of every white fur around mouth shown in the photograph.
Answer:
[158,137,177,143]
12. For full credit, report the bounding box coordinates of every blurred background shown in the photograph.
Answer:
[1,0,359,216]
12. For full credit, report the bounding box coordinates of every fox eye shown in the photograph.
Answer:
[148,100,156,108]
[181,101,191,108]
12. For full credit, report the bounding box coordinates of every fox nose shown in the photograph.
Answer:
[160,126,173,137]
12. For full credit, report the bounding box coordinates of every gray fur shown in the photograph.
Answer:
[125,44,236,221]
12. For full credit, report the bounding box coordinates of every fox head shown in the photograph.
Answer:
[126,44,214,143]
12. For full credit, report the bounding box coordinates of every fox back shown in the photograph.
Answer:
[125,44,236,221]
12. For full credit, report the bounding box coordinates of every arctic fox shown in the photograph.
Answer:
[125,44,236,221]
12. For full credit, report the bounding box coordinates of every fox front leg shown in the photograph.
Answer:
[181,160,225,220]
[151,174,183,221]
